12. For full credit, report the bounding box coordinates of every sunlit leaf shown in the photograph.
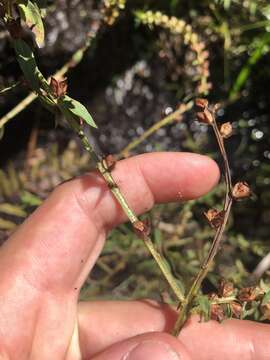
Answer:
[21,191,42,207]
[13,39,40,92]
[196,295,210,320]
[17,0,45,47]
[60,95,97,128]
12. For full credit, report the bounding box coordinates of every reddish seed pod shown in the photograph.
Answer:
[232,182,251,200]
[218,279,234,297]
[49,77,68,98]
[210,304,225,322]
[105,154,117,170]
[237,287,257,302]
[133,220,151,239]
[195,98,208,109]
[196,108,213,125]
[220,122,233,138]
[204,208,224,229]
[230,302,242,318]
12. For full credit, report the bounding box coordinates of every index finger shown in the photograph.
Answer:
[0,152,219,293]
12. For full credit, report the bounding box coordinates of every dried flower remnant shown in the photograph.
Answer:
[210,303,225,322]
[220,122,233,138]
[49,77,68,98]
[238,287,258,302]
[204,208,225,229]
[232,182,251,200]
[103,154,117,171]
[230,302,242,318]
[218,279,235,298]
[196,108,213,125]
[195,98,209,110]
[132,220,151,239]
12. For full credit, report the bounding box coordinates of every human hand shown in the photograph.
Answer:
[0,152,269,359]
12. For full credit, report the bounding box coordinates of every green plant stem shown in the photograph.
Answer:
[72,123,185,302]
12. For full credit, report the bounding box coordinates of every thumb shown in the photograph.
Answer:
[92,332,191,360]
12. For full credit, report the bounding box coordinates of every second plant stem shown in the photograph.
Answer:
[173,111,233,336]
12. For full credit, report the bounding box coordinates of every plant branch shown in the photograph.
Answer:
[72,123,185,302]
[173,103,233,336]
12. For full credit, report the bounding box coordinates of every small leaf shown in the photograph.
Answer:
[60,95,97,128]
[13,39,40,92]
[0,203,27,217]
[21,191,42,207]
[196,295,210,320]
[17,0,45,47]
[0,218,17,230]
[262,291,270,306]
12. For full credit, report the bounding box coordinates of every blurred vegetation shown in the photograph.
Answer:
[0,0,270,320]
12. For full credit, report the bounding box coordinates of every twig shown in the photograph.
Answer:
[173,101,234,336]
[0,81,21,95]
[67,122,184,302]
[252,252,270,280]
[118,101,193,158]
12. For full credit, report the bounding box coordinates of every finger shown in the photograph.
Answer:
[78,300,270,360]
[91,332,191,360]
[0,152,219,293]
[78,300,176,358]
[180,315,270,360]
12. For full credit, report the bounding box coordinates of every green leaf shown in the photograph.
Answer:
[13,39,40,92]
[17,0,45,47]
[262,290,270,306]
[60,95,97,128]
[229,33,270,101]
[21,191,42,207]
[196,295,211,320]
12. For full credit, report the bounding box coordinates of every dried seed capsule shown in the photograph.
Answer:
[104,154,117,170]
[49,77,68,98]
[210,304,225,322]
[133,219,151,239]
[220,122,233,138]
[238,287,257,302]
[196,108,213,124]
[232,182,251,200]
[195,98,208,109]
[230,302,242,318]
[204,208,224,229]
[218,279,234,297]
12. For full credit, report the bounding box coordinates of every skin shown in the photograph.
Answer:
[0,152,269,359]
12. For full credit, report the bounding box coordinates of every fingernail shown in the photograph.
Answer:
[124,340,180,360]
